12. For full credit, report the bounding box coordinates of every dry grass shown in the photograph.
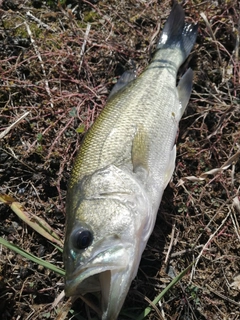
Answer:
[0,0,240,319]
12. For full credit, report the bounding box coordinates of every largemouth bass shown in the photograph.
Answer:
[64,3,198,319]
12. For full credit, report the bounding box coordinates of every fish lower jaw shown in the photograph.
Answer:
[65,254,135,319]
[65,264,118,296]
[65,256,131,297]
[65,267,133,319]
[65,241,133,296]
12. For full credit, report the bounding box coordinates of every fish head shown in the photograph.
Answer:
[63,191,150,320]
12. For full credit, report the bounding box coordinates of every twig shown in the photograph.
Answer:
[24,21,54,108]
[78,23,91,76]
[0,147,35,173]
[135,290,164,320]
[200,12,222,66]
[193,208,231,273]
[51,290,65,309]
[79,294,102,317]
[179,147,240,183]
[169,245,204,258]
[26,11,56,32]
[54,296,77,320]
[46,117,74,159]
[164,223,175,264]
[28,114,65,153]
[0,111,29,140]
[234,17,239,61]
[205,283,240,307]
[158,300,166,320]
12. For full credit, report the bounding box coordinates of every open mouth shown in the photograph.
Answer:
[66,267,132,320]
[64,243,133,320]
[65,242,130,296]
[65,265,114,296]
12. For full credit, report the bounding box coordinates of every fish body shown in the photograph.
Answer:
[64,3,197,320]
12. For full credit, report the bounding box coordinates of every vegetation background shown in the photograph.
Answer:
[0,0,239,319]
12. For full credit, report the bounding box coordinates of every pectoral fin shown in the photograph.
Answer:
[177,68,193,117]
[163,145,176,189]
[108,70,137,101]
[132,126,149,181]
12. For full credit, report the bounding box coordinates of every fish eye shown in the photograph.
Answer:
[72,229,93,250]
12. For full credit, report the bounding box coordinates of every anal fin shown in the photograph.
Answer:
[177,68,193,117]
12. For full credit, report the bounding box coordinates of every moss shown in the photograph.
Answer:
[83,11,99,23]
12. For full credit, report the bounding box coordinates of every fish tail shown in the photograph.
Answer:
[157,3,198,62]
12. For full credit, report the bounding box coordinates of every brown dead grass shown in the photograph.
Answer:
[0,0,240,319]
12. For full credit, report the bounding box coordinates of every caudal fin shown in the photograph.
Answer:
[157,3,198,61]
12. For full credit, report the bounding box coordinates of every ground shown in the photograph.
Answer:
[0,0,240,319]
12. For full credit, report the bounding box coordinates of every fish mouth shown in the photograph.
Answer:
[65,242,133,319]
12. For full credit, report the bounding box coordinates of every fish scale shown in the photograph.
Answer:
[71,67,176,190]
[64,3,198,320]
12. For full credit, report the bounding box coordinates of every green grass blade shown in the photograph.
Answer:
[0,237,65,276]
[136,262,194,320]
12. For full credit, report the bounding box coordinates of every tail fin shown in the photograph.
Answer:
[157,3,198,61]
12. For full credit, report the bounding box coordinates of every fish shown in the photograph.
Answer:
[63,3,198,320]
